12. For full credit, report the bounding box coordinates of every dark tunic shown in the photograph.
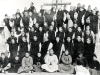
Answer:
[56,31,64,42]
[37,31,44,44]
[84,43,95,65]
[45,13,55,26]
[19,41,28,59]
[74,56,88,67]
[15,18,21,28]
[53,41,63,58]
[90,15,98,34]
[33,56,43,72]
[37,16,44,27]
[69,11,74,22]
[90,60,100,70]
[4,18,11,32]
[57,10,64,28]
[30,40,40,58]
[28,6,35,13]
[9,43,18,59]
[64,41,74,56]
[41,41,50,58]
[22,16,30,32]
[74,40,84,56]
[40,9,45,16]
[0,57,9,68]
[84,11,92,27]
[9,59,21,73]
[48,31,56,43]
[78,11,85,30]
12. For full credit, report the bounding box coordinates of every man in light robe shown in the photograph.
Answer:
[41,49,58,72]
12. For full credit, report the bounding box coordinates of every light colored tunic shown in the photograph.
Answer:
[41,54,58,72]
[18,56,33,73]
[75,65,90,75]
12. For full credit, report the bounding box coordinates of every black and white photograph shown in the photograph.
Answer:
[0,0,100,75]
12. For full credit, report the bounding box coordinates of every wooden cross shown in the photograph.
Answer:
[43,0,71,10]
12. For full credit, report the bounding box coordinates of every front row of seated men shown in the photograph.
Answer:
[0,49,100,75]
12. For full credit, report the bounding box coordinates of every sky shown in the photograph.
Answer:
[0,0,99,22]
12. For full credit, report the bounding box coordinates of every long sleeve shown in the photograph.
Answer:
[52,55,58,65]
[45,55,50,65]
[68,55,72,64]
[22,58,25,68]
[61,55,68,64]
[28,57,33,67]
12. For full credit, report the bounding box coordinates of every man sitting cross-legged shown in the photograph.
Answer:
[17,52,33,74]
[41,49,58,72]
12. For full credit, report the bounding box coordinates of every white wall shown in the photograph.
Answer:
[0,0,99,22]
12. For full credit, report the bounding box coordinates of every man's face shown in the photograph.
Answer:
[1,54,5,59]
[67,37,71,42]
[77,36,81,41]
[56,37,60,42]
[25,53,29,57]
[15,56,19,60]
[86,38,91,44]
[11,39,15,44]
[49,49,54,55]
[11,32,14,36]
[34,36,37,41]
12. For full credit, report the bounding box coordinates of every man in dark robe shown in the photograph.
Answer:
[63,5,68,15]
[45,11,55,26]
[41,37,52,58]
[30,36,41,59]
[21,11,30,33]
[77,7,85,30]
[29,27,37,42]
[40,5,45,16]
[73,36,84,62]
[36,13,44,27]
[37,27,44,44]
[48,26,56,43]
[64,37,74,56]
[53,37,63,59]
[56,27,64,42]
[18,36,28,60]
[57,8,64,28]
[28,2,35,13]
[3,14,11,32]
[8,39,18,60]
[84,38,95,66]
[15,14,21,32]
[0,53,11,73]
[90,9,98,34]
[69,6,74,22]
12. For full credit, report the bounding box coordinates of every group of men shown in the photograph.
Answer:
[0,2,100,75]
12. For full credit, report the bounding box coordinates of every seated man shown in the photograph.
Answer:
[33,52,43,72]
[89,54,100,75]
[17,52,33,74]
[58,50,74,73]
[9,55,21,73]
[41,49,58,72]
[0,53,11,73]
[74,52,90,75]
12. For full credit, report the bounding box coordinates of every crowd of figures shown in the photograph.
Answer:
[0,2,100,75]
